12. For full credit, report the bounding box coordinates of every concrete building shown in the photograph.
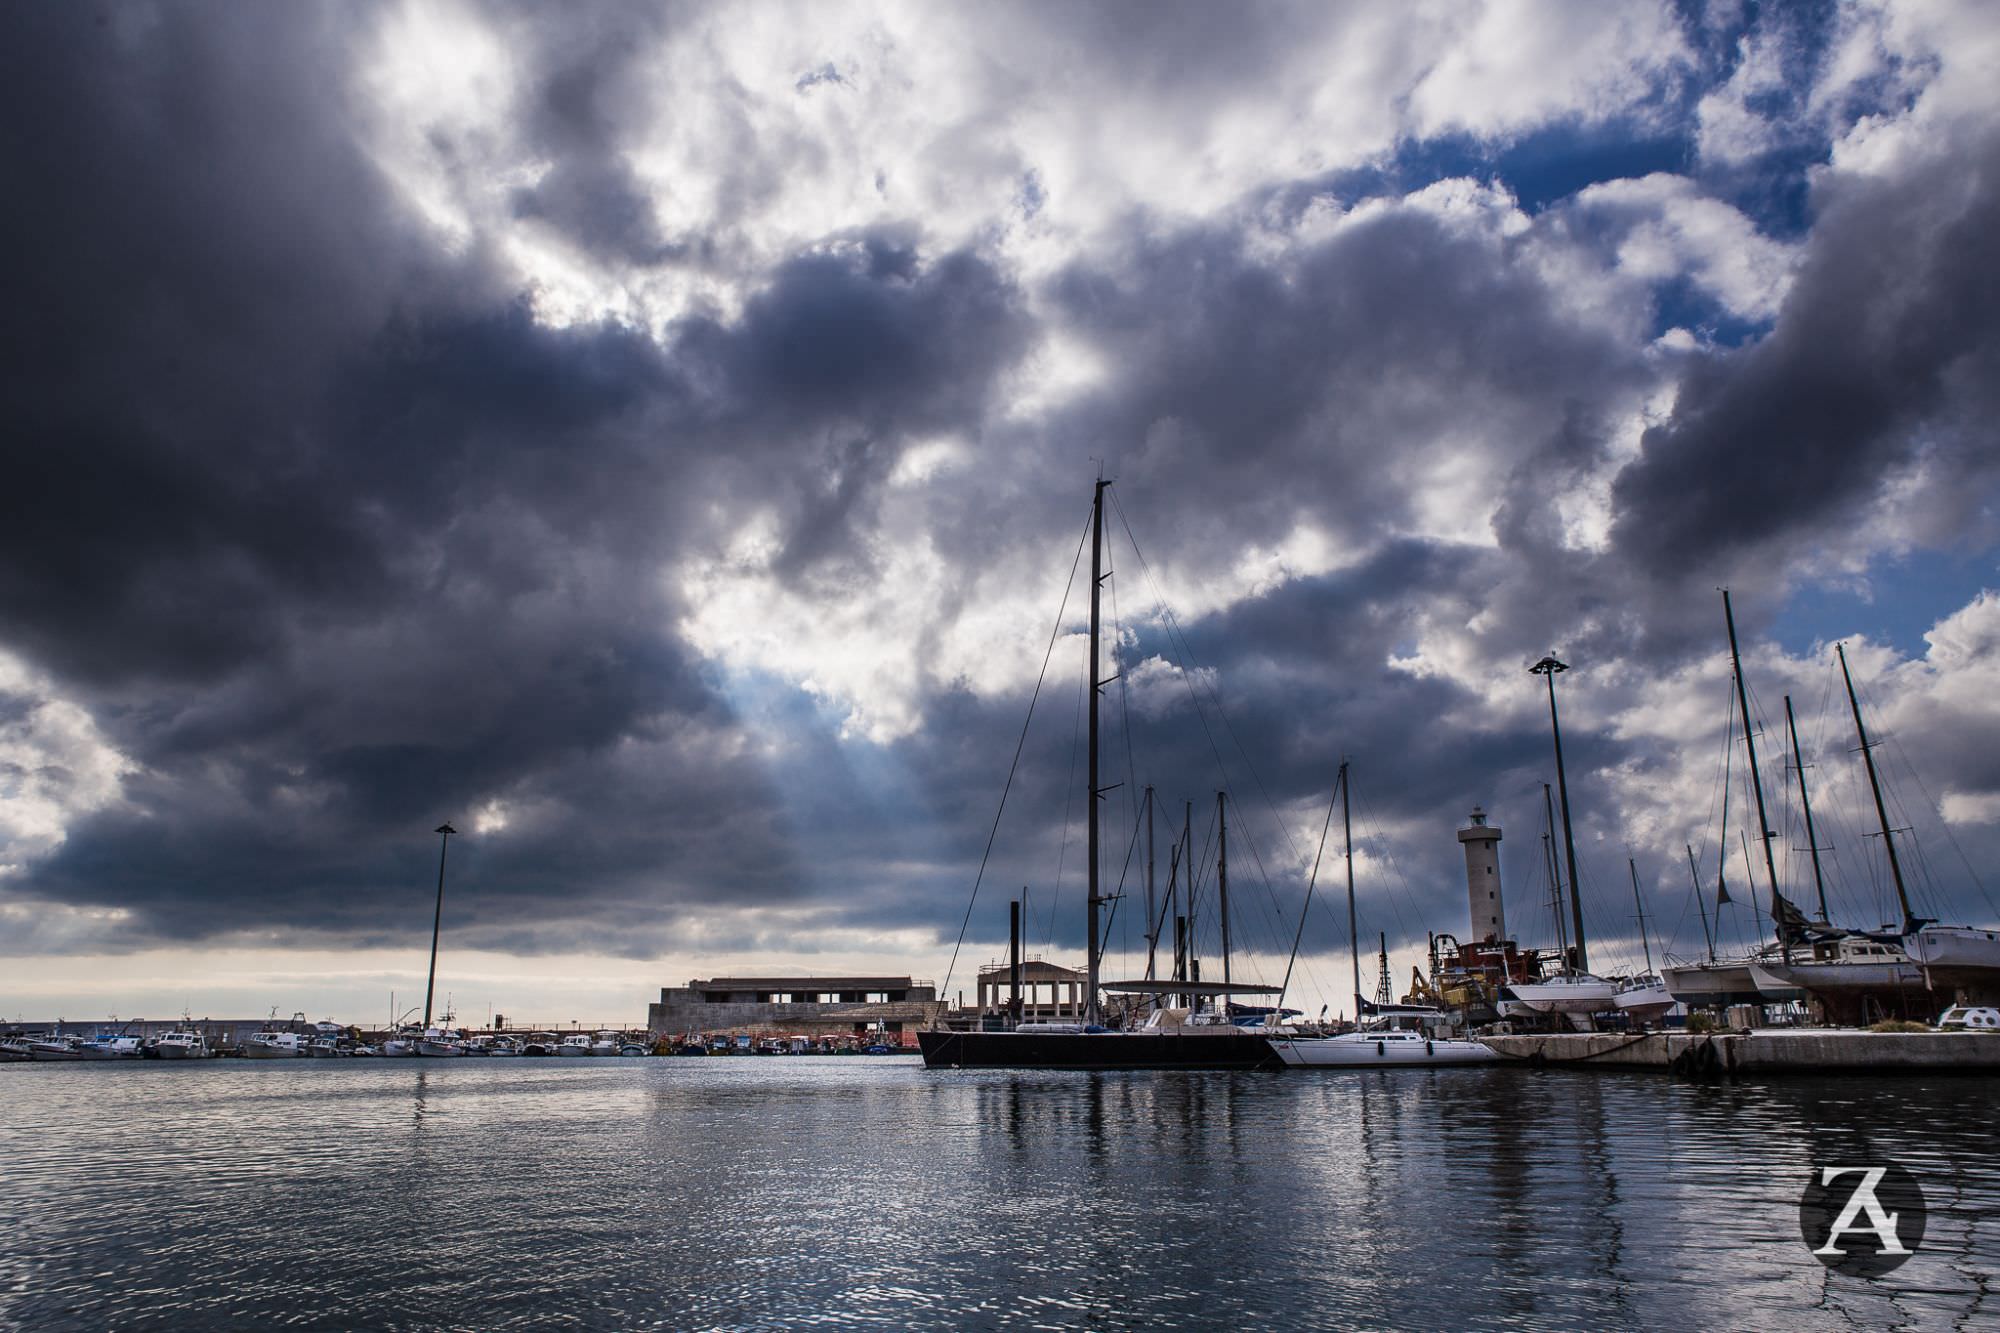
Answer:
[1457,806,1506,944]
[646,976,942,1039]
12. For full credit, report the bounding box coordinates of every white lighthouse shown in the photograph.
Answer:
[1457,806,1505,944]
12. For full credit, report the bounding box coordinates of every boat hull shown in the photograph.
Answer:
[1748,959,1928,994]
[1611,983,1678,1023]
[917,1028,1281,1070]
[1268,1034,1499,1067]
[1748,959,1933,1022]
[1497,978,1618,1016]
[1909,926,2000,1000]
[1661,962,1775,1007]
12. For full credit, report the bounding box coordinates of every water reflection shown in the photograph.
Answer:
[0,1061,1993,1329]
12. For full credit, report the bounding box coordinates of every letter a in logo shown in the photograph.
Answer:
[1799,1159,1926,1278]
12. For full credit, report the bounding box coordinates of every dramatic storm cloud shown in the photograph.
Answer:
[3,1,1998,1019]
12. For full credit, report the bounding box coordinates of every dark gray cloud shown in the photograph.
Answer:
[1,3,1997,1000]
[0,7,1033,954]
[1611,126,2000,577]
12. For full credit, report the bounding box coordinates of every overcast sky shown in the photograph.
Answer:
[5,1,1999,1025]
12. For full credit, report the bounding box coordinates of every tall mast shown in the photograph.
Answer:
[1181,800,1194,994]
[1783,694,1830,922]
[1217,790,1232,1003]
[1541,783,1568,964]
[1144,786,1157,981]
[1085,478,1107,1023]
[1628,857,1654,975]
[1342,761,1359,1015]
[1685,843,1714,962]
[1530,655,1587,973]
[423,823,456,1030]
[1722,590,1785,954]
[1837,642,1917,932]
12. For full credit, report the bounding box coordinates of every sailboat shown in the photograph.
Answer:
[1495,775,1616,1027]
[1267,764,1499,1067]
[1611,859,1676,1022]
[1659,592,1809,1010]
[1743,640,1948,1020]
[917,481,1282,1070]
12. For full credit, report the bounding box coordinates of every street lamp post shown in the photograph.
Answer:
[422,823,456,1030]
[1529,655,1588,974]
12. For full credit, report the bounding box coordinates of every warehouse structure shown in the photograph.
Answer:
[646,976,943,1040]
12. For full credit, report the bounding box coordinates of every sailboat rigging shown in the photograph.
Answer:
[1268,762,1499,1067]
[918,480,1283,1070]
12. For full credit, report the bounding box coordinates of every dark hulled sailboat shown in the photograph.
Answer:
[917,481,1282,1071]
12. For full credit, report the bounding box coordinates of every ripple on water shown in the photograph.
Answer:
[0,1060,1995,1329]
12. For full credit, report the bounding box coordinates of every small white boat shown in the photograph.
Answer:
[155,1030,211,1059]
[28,1036,88,1061]
[589,1032,620,1056]
[1938,1005,2000,1031]
[0,1034,35,1062]
[558,1034,594,1057]
[521,1034,559,1056]
[415,1027,466,1057]
[1269,1027,1500,1067]
[82,1035,146,1059]
[1496,973,1619,1028]
[378,1028,419,1056]
[1611,975,1678,1023]
[242,1030,308,1059]
[486,1036,521,1056]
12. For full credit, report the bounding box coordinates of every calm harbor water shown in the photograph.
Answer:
[1,1058,1995,1330]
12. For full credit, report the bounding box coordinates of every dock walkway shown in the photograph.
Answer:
[1483,1029,2000,1075]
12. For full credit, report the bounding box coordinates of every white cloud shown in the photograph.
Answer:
[1571,174,1801,322]
[0,649,135,879]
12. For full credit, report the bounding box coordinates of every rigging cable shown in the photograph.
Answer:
[940,504,1094,1001]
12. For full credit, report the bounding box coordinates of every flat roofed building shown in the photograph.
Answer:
[648,976,942,1039]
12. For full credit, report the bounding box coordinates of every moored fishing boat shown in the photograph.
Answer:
[28,1035,88,1061]
[416,1026,466,1057]
[242,1029,307,1059]
[81,1034,145,1059]
[155,1027,212,1059]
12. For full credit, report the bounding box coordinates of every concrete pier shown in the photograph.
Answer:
[1484,1029,2000,1074]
